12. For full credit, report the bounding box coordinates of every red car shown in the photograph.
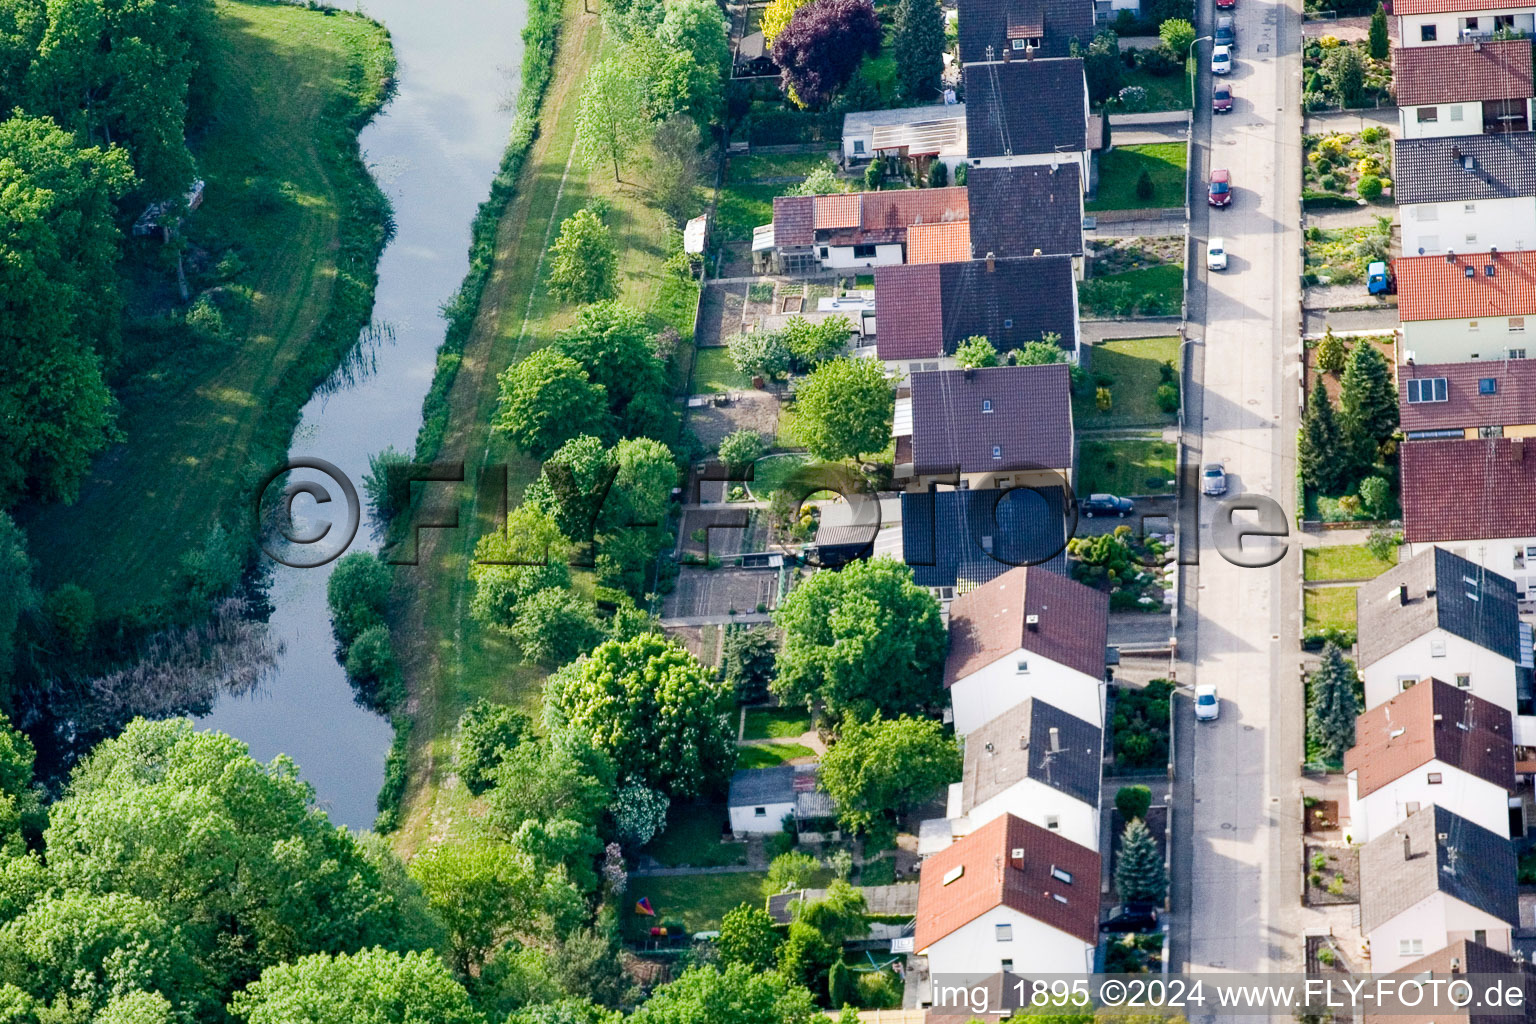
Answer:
[1216,0,1235,10]
[1208,169,1232,207]
[1212,82,1233,113]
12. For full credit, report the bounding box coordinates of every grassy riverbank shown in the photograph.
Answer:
[389,0,701,855]
[21,0,395,621]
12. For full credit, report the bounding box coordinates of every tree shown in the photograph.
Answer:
[722,625,777,702]
[1315,329,1346,373]
[773,558,946,722]
[507,1000,621,1024]
[649,113,702,223]
[547,928,631,1009]
[1368,4,1388,59]
[1358,475,1392,520]
[0,514,34,683]
[576,55,651,181]
[469,503,574,632]
[96,991,176,1024]
[770,0,882,109]
[954,336,999,369]
[612,436,678,525]
[777,920,838,995]
[0,115,131,506]
[1323,45,1366,107]
[863,156,884,190]
[548,208,618,303]
[230,949,482,1024]
[512,587,607,667]
[494,349,611,459]
[1307,642,1359,763]
[658,0,730,127]
[455,699,532,797]
[326,551,392,646]
[1338,340,1397,463]
[1115,818,1167,905]
[1135,168,1154,200]
[718,904,782,972]
[792,357,893,462]
[526,434,620,542]
[1365,527,1398,562]
[1298,378,1345,494]
[761,0,812,43]
[629,964,818,1024]
[927,160,948,187]
[719,430,768,469]
[44,719,424,1009]
[488,734,617,835]
[728,330,793,381]
[817,715,959,838]
[546,634,736,797]
[892,0,943,102]
[344,624,403,711]
[784,164,846,196]
[1078,30,1123,105]
[1016,338,1067,365]
[781,315,852,368]
[555,302,667,437]
[1159,17,1195,55]
[765,851,821,896]
[795,880,867,945]
[611,784,670,846]
[1115,784,1153,822]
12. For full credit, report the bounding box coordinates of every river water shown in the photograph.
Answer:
[197,0,526,830]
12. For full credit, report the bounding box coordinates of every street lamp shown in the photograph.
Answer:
[1188,35,1212,110]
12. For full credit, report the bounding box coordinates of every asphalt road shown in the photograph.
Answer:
[1172,0,1308,1000]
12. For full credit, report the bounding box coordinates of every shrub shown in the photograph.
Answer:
[1357,174,1383,200]
[1360,125,1384,143]
[1117,85,1148,111]
[327,552,392,646]
[926,161,948,187]
[718,429,767,468]
[1315,330,1346,373]
[1155,382,1179,413]
[45,583,95,653]
[344,624,404,712]
[862,156,884,190]
[1096,386,1113,412]
[953,163,967,185]
[1116,784,1153,822]
[1358,475,1392,519]
[1365,527,1399,561]
[1135,168,1154,200]
[455,699,531,796]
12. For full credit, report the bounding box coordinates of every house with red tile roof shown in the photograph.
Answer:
[1398,359,1536,439]
[765,188,969,275]
[1394,40,1532,137]
[1395,250,1536,363]
[913,814,1098,984]
[1393,0,1536,54]
[1344,678,1516,844]
[943,565,1108,734]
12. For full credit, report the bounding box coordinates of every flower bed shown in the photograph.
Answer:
[1302,125,1391,203]
[1303,36,1392,110]
[1302,216,1392,286]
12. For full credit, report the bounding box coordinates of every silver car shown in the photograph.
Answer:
[1202,462,1228,495]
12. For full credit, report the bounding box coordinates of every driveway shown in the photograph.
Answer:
[1174,0,1310,988]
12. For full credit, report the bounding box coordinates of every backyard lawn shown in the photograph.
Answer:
[1086,143,1187,212]
[1303,544,1397,582]
[716,181,779,243]
[1079,264,1183,317]
[1077,440,1177,497]
[1116,63,1195,112]
[642,803,742,868]
[744,707,812,739]
[736,743,817,769]
[749,452,812,499]
[1304,587,1358,634]
[1074,336,1180,429]
[692,346,752,394]
[625,872,767,936]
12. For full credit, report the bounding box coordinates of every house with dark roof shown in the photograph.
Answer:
[962,60,1092,185]
[1356,547,1536,745]
[900,485,1069,596]
[1344,678,1516,844]
[765,188,970,275]
[934,699,1102,852]
[1359,805,1518,971]
[1393,0,1536,59]
[965,164,1085,274]
[1395,134,1536,258]
[913,814,1098,980]
[956,0,1094,65]
[943,565,1108,734]
[727,764,829,835]
[1395,249,1536,362]
[874,255,1079,369]
[1363,940,1536,1024]
[1399,359,1536,439]
[1394,40,1532,139]
[894,363,1074,491]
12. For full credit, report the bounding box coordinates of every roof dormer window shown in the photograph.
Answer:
[982,399,994,413]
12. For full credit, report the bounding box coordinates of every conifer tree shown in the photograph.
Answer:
[892,0,944,102]
[1298,378,1344,493]
[1115,818,1167,904]
[1338,338,1398,464]
[1307,642,1359,763]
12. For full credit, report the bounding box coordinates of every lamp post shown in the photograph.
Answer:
[1188,35,1212,110]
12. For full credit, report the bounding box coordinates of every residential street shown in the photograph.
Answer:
[1172,0,1308,995]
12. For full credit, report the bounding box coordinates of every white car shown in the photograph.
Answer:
[1211,45,1233,74]
[1194,685,1220,721]
[1206,237,1227,271]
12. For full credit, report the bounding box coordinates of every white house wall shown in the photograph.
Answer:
[922,906,1094,979]
[1362,632,1524,738]
[819,242,905,270]
[963,777,1100,851]
[1405,538,1536,601]
[729,798,795,835]
[1400,318,1535,363]
[1399,102,1486,139]
[1368,891,1513,972]
[1347,766,1511,843]
[968,151,1091,194]
[1399,196,1536,257]
[1397,9,1536,46]
[949,648,1105,735]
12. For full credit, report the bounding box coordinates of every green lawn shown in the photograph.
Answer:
[716,180,779,242]
[643,803,743,868]
[1303,544,1397,582]
[1077,440,1177,496]
[693,346,752,394]
[1079,264,1184,317]
[743,707,812,740]
[1087,142,1188,212]
[728,153,834,183]
[626,872,767,936]
[1115,64,1195,112]
[1074,336,1180,429]
[736,743,817,769]
[748,453,812,499]
[1304,587,1358,633]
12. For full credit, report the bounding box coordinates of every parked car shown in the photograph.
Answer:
[1080,493,1134,518]
[1100,903,1161,934]
[1208,168,1232,207]
[1211,44,1232,74]
[1216,0,1235,10]
[1212,81,1233,113]
[1368,260,1396,295]
[1215,15,1235,47]
[1202,462,1228,494]
[1195,685,1220,721]
[1206,238,1228,271]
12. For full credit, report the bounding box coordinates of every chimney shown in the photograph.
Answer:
[1026,613,1040,630]
[1403,833,1413,860]
[1025,42,1034,60]
[1009,846,1026,871]
[986,252,996,273]
[1399,584,1409,606]
[1514,437,1526,462]
[984,741,996,755]
[1049,726,1061,752]
[1003,44,1012,62]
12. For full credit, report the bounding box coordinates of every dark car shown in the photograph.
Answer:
[1079,493,1134,518]
[1208,168,1232,207]
[1100,903,1160,934]
[1212,82,1233,113]
[1215,14,1235,47]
